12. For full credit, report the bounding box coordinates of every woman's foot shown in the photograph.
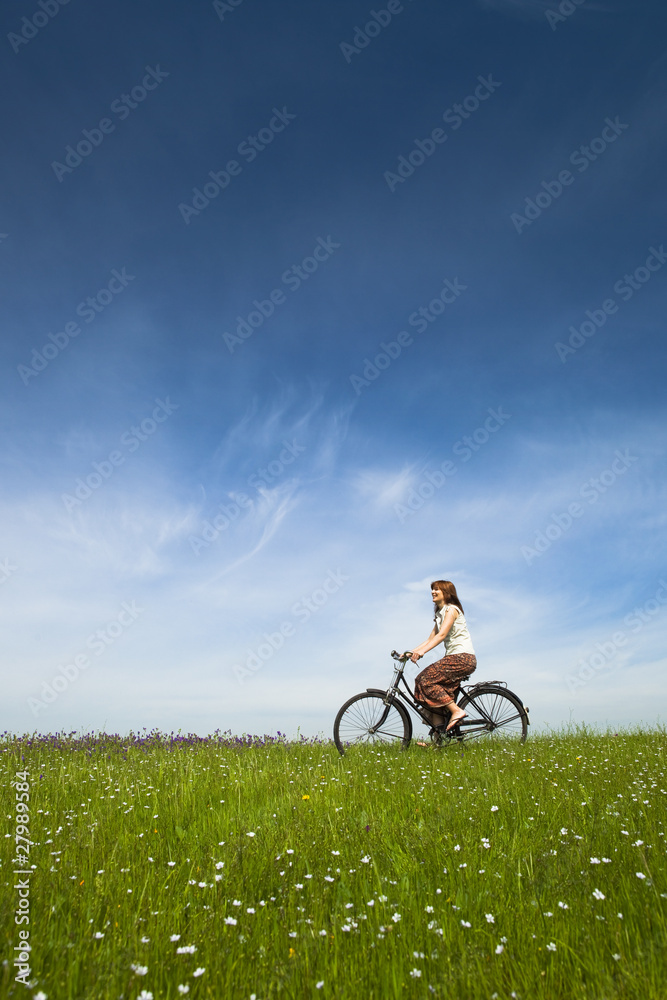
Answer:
[445,708,467,732]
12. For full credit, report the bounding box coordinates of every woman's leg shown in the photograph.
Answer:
[415,654,476,728]
[415,654,476,706]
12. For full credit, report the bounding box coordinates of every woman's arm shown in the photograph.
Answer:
[410,626,436,660]
[410,607,459,662]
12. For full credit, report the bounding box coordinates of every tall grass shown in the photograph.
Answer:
[1,728,666,999]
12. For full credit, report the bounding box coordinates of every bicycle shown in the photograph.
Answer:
[333,650,529,754]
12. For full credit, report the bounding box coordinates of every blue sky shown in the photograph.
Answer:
[1,0,666,736]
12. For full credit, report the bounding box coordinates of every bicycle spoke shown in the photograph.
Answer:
[457,687,527,744]
[333,693,411,752]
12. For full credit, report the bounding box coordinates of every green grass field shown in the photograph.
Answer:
[1,728,666,999]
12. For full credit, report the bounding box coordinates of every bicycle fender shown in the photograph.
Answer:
[468,684,530,724]
[501,687,530,724]
[503,687,528,710]
[364,688,413,743]
[466,683,526,709]
[366,687,396,705]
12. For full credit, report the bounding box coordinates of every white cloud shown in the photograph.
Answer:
[1,415,665,736]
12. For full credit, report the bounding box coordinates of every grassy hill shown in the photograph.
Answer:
[1,728,665,998]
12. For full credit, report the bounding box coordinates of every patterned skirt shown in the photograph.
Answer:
[414,653,477,708]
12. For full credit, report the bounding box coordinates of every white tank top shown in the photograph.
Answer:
[434,604,475,655]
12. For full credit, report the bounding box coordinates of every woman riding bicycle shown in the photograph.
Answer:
[410,580,476,732]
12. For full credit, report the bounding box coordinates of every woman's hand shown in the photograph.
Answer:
[410,650,423,663]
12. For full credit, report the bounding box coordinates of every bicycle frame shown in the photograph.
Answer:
[366,653,527,735]
[364,655,439,733]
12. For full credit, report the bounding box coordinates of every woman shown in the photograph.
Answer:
[410,580,476,732]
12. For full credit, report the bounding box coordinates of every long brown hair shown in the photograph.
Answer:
[431,580,464,614]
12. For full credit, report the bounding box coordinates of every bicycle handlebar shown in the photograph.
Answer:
[391,650,413,662]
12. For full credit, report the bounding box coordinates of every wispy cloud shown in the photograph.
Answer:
[200,483,300,583]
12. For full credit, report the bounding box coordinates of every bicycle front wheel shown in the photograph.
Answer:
[456,685,528,743]
[333,692,412,755]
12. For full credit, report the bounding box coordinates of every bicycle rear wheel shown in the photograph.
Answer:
[455,685,528,743]
[333,692,412,755]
